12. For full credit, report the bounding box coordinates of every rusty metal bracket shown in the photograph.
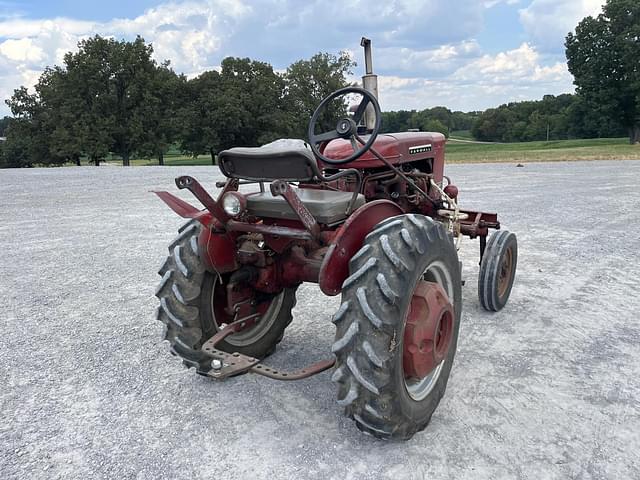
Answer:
[175,175,232,224]
[270,180,321,240]
[226,220,314,240]
[251,358,335,381]
[203,347,261,379]
[201,325,336,381]
[203,311,261,346]
[458,209,500,239]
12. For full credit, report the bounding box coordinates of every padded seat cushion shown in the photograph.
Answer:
[246,188,365,225]
[218,146,318,182]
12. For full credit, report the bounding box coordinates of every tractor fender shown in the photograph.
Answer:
[198,219,239,274]
[154,190,238,273]
[318,200,404,296]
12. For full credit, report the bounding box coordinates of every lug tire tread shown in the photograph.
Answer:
[332,214,462,440]
[156,220,296,374]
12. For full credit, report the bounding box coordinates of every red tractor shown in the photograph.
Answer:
[154,39,517,440]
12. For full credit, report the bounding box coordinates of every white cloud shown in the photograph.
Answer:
[455,43,568,82]
[0,0,578,116]
[379,43,573,111]
[484,0,520,8]
[519,0,606,51]
[374,41,482,78]
[0,0,252,111]
[0,37,45,62]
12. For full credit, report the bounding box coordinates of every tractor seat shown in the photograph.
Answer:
[218,143,319,182]
[246,189,365,225]
[218,142,365,224]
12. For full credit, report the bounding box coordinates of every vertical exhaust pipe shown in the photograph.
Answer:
[360,37,379,132]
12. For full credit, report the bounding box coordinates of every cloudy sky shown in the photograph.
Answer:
[0,0,606,116]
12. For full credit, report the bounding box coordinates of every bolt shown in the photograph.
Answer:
[211,359,223,370]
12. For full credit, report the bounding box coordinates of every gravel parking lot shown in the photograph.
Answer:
[1,160,639,480]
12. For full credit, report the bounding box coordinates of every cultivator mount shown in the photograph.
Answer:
[153,38,517,440]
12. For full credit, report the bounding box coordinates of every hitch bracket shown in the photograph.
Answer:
[201,322,336,381]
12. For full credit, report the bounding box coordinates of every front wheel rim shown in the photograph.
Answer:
[497,245,514,298]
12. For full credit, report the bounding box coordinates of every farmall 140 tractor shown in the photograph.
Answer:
[154,39,517,440]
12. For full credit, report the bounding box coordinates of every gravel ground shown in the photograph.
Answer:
[1,161,639,480]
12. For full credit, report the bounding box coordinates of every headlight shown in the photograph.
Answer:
[222,192,245,217]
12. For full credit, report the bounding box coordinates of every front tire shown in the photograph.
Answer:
[478,230,517,312]
[155,221,296,374]
[332,214,462,440]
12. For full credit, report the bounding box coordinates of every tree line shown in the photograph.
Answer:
[381,108,480,137]
[0,35,354,168]
[379,93,628,143]
[471,94,627,143]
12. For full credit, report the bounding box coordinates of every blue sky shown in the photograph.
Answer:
[0,0,606,116]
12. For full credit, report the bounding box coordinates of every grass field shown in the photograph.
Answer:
[102,137,640,166]
[446,137,640,163]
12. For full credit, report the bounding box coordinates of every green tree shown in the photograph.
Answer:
[61,35,159,165]
[5,77,70,167]
[37,67,83,165]
[182,57,290,163]
[61,38,118,165]
[0,116,11,137]
[0,120,34,167]
[450,111,480,132]
[423,119,449,137]
[5,87,41,167]
[284,52,355,138]
[180,70,223,163]
[408,107,454,135]
[566,0,640,144]
[472,108,516,142]
[139,63,185,165]
[381,110,415,133]
[218,57,289,148]
[523,111,548,141]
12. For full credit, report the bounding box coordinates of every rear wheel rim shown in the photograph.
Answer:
[404,260,455,401]
[209,275,285,347]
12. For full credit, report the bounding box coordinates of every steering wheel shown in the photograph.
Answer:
[307,86,381,165]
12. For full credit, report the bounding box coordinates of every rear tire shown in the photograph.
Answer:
[156,221,296,374]
[478,230,517,312]
[332,214,462,440]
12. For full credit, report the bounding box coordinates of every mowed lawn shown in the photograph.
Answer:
[105,137,640,166]
[446,137,640,163]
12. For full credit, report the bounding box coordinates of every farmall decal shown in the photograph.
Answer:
[409,144,432,155]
